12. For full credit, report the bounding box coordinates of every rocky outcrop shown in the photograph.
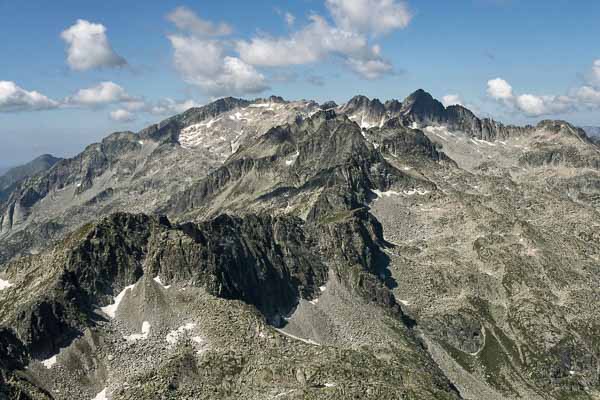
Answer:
[4,204,408,359]
[0,327,52,399]
[148,214,328,323]
[0,327,28,383]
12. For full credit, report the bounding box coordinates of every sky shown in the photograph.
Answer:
[1,0,600,166]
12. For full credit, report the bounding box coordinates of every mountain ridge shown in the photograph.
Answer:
[1,89,600,399]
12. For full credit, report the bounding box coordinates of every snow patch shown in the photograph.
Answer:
[41,355,57,369]
[0,278,13,291]
[403,188,430,196]
[274,390,296,398]
[153,276,171,289]
[274,328,320,346]
[424,126,456,137]
[166,323,197,345]
[472,137,496,146]
[124,321,151,341]
[319,285,327,292]
[399,299,410,306]
[372,189,401,198]
[324,383,336,388]
[285,150,300,166]
[202,117,222,128]
[92,388,108,400]
[101,283,136,318]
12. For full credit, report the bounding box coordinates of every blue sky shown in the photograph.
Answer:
[1,0,599,166]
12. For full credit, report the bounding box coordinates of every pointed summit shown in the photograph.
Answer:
[400,89,446,125]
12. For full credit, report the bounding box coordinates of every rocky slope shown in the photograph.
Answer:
[0,154,61,201]
[0,96,319,265]
[0,90,599,399]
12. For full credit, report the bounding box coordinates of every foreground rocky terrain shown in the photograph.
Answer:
[0,90,599,399]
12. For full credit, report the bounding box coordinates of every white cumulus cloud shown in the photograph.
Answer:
[514,94,572,116]
[236,14,392,79]
[61,19,127,71]
[109,109,136,122]
[346,58,393,80]
[168,34,268,97]
[574,85,600,106]
[325,0,412,36]
[487,78,513,100]
[486,78,575,117]
[587,59,600,87]
[236,15,369,66]
[442,94,463,107]
[167,6,232,36]
[166,2,412,87]
[66,81,134,106]
[0,81,59,112]
[285,12,296,27]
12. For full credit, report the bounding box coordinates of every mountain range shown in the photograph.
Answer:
[0,89,599,400]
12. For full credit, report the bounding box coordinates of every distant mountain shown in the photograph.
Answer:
[583,126,600,137]
[0,166,10,176]
[0,154,61,200]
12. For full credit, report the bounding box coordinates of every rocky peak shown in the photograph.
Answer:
[0,154,62,196]
[319,100,338,110]
[338,95,387,129]
[180,97,250,124]
[265,95,287,104]
[400,89,447,125]
[537,120,590,141]
[384,99,403,114]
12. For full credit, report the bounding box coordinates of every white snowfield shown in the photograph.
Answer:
[348,112,386,130]
[41,355,57,369]
[101,283,136,318]
[403,188,430,196]
[153,275,171,289]
[285,151,300,166]
[166,323,197,345]
[0,278,13,291]
[92,388,108,400]
[424,125,456,137]
[124,321,151,341]
[178,100,319,154]
[274,328,320,346]
[372,188,430,198]
[372,189,401,198]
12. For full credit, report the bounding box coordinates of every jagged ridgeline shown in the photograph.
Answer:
[0,91,599,399]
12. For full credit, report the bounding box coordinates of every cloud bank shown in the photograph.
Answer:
[486,60,600,117]
[166,1,412,96]
[0,81,59,112]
